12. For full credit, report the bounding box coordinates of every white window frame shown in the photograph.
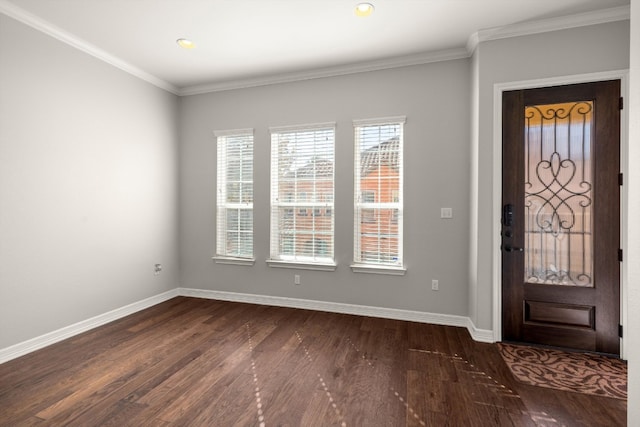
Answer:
[213,128,255,265]
[268,122,336,271]
[351,116,406,275]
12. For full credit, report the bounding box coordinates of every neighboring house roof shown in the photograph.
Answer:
[360,137,400,177]
[285,157,334,179]
[282,136,399,179]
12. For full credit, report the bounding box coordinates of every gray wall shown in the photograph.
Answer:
[0,14,180,349]
[470,20,631,330]
[179,60,472,316]
[180,20,631,329]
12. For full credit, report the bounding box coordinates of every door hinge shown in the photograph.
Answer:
[619,173,623,186]
[619,97,624,110]
[619,249,623,262]
[619,324,623,338]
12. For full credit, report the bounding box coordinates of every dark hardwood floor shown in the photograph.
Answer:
[0,297,627,426]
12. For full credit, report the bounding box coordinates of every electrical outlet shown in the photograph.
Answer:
[294,274,301,285]
[154,264,162,275]
[440,208,453,219]
[431,279,439,291]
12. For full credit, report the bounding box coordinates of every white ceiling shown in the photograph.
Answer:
[0,0,630,95]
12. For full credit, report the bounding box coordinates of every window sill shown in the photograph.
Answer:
[213,256,255,266]
[350,263,406,276]
[266,259,337,271]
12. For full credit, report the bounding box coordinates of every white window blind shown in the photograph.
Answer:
[216,129,254,260]
[353,117,405,268]
[270,123,335,265]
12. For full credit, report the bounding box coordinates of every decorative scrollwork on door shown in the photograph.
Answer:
[524,101,593,287]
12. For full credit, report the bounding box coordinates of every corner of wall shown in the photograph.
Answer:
[0,289,179,364]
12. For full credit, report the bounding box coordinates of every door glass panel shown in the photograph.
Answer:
[524,101,593,287]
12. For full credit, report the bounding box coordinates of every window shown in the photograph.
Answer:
[362,191,375,203]
[361,190,376,223]
[269,123,336,269]
[352,117,405,274]
[215,129,254,263]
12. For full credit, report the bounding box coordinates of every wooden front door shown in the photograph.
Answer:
[501,80,621,355]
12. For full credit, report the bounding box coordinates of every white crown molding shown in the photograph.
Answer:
[2,0,629,97]
[180,5,630,95]
[467,5,630,54]
[0,0,179,95]
[179,287,493,342]
[0,289,178,364]
[465,32,481,56]
[178,48,470,96]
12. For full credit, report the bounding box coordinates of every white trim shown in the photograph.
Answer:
[213,256,256,266]
[350,264,407,276]
[466,319,495,343]
[266,259,337,271]
[179,49,468,96]
[180,6,629,96]
[0,287,494,363]
[467,5,630,53]
[213,128,254,137]
[269,122,336,133]
[492,70,629,358]
[178,287,492,341]
[465,32,481,56]
[352,118,405,271]
[1,0,627,98]
[619,76,630,360]
[0,289,179,364]
[0,0,179,95]
[215,131,255,260]
[352,116,407,126]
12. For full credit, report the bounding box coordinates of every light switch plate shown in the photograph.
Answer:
[441,208,453,219]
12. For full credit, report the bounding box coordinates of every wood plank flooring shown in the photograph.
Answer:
[0,297,627,426]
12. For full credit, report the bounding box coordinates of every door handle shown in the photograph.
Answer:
[503,244,524,252]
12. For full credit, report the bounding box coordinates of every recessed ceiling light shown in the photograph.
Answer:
[176,38,195,49]
[355,2,374,17]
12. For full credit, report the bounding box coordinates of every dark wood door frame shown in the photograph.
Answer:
[492,73,627,356]
[502,80,620,354]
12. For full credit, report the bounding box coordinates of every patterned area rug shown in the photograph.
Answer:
[498,343,627,400]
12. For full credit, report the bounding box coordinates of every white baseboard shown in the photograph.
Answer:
[179,287,494,343]
[466,318,495,343]
[0,287,495,364]
[0,289,179,364]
